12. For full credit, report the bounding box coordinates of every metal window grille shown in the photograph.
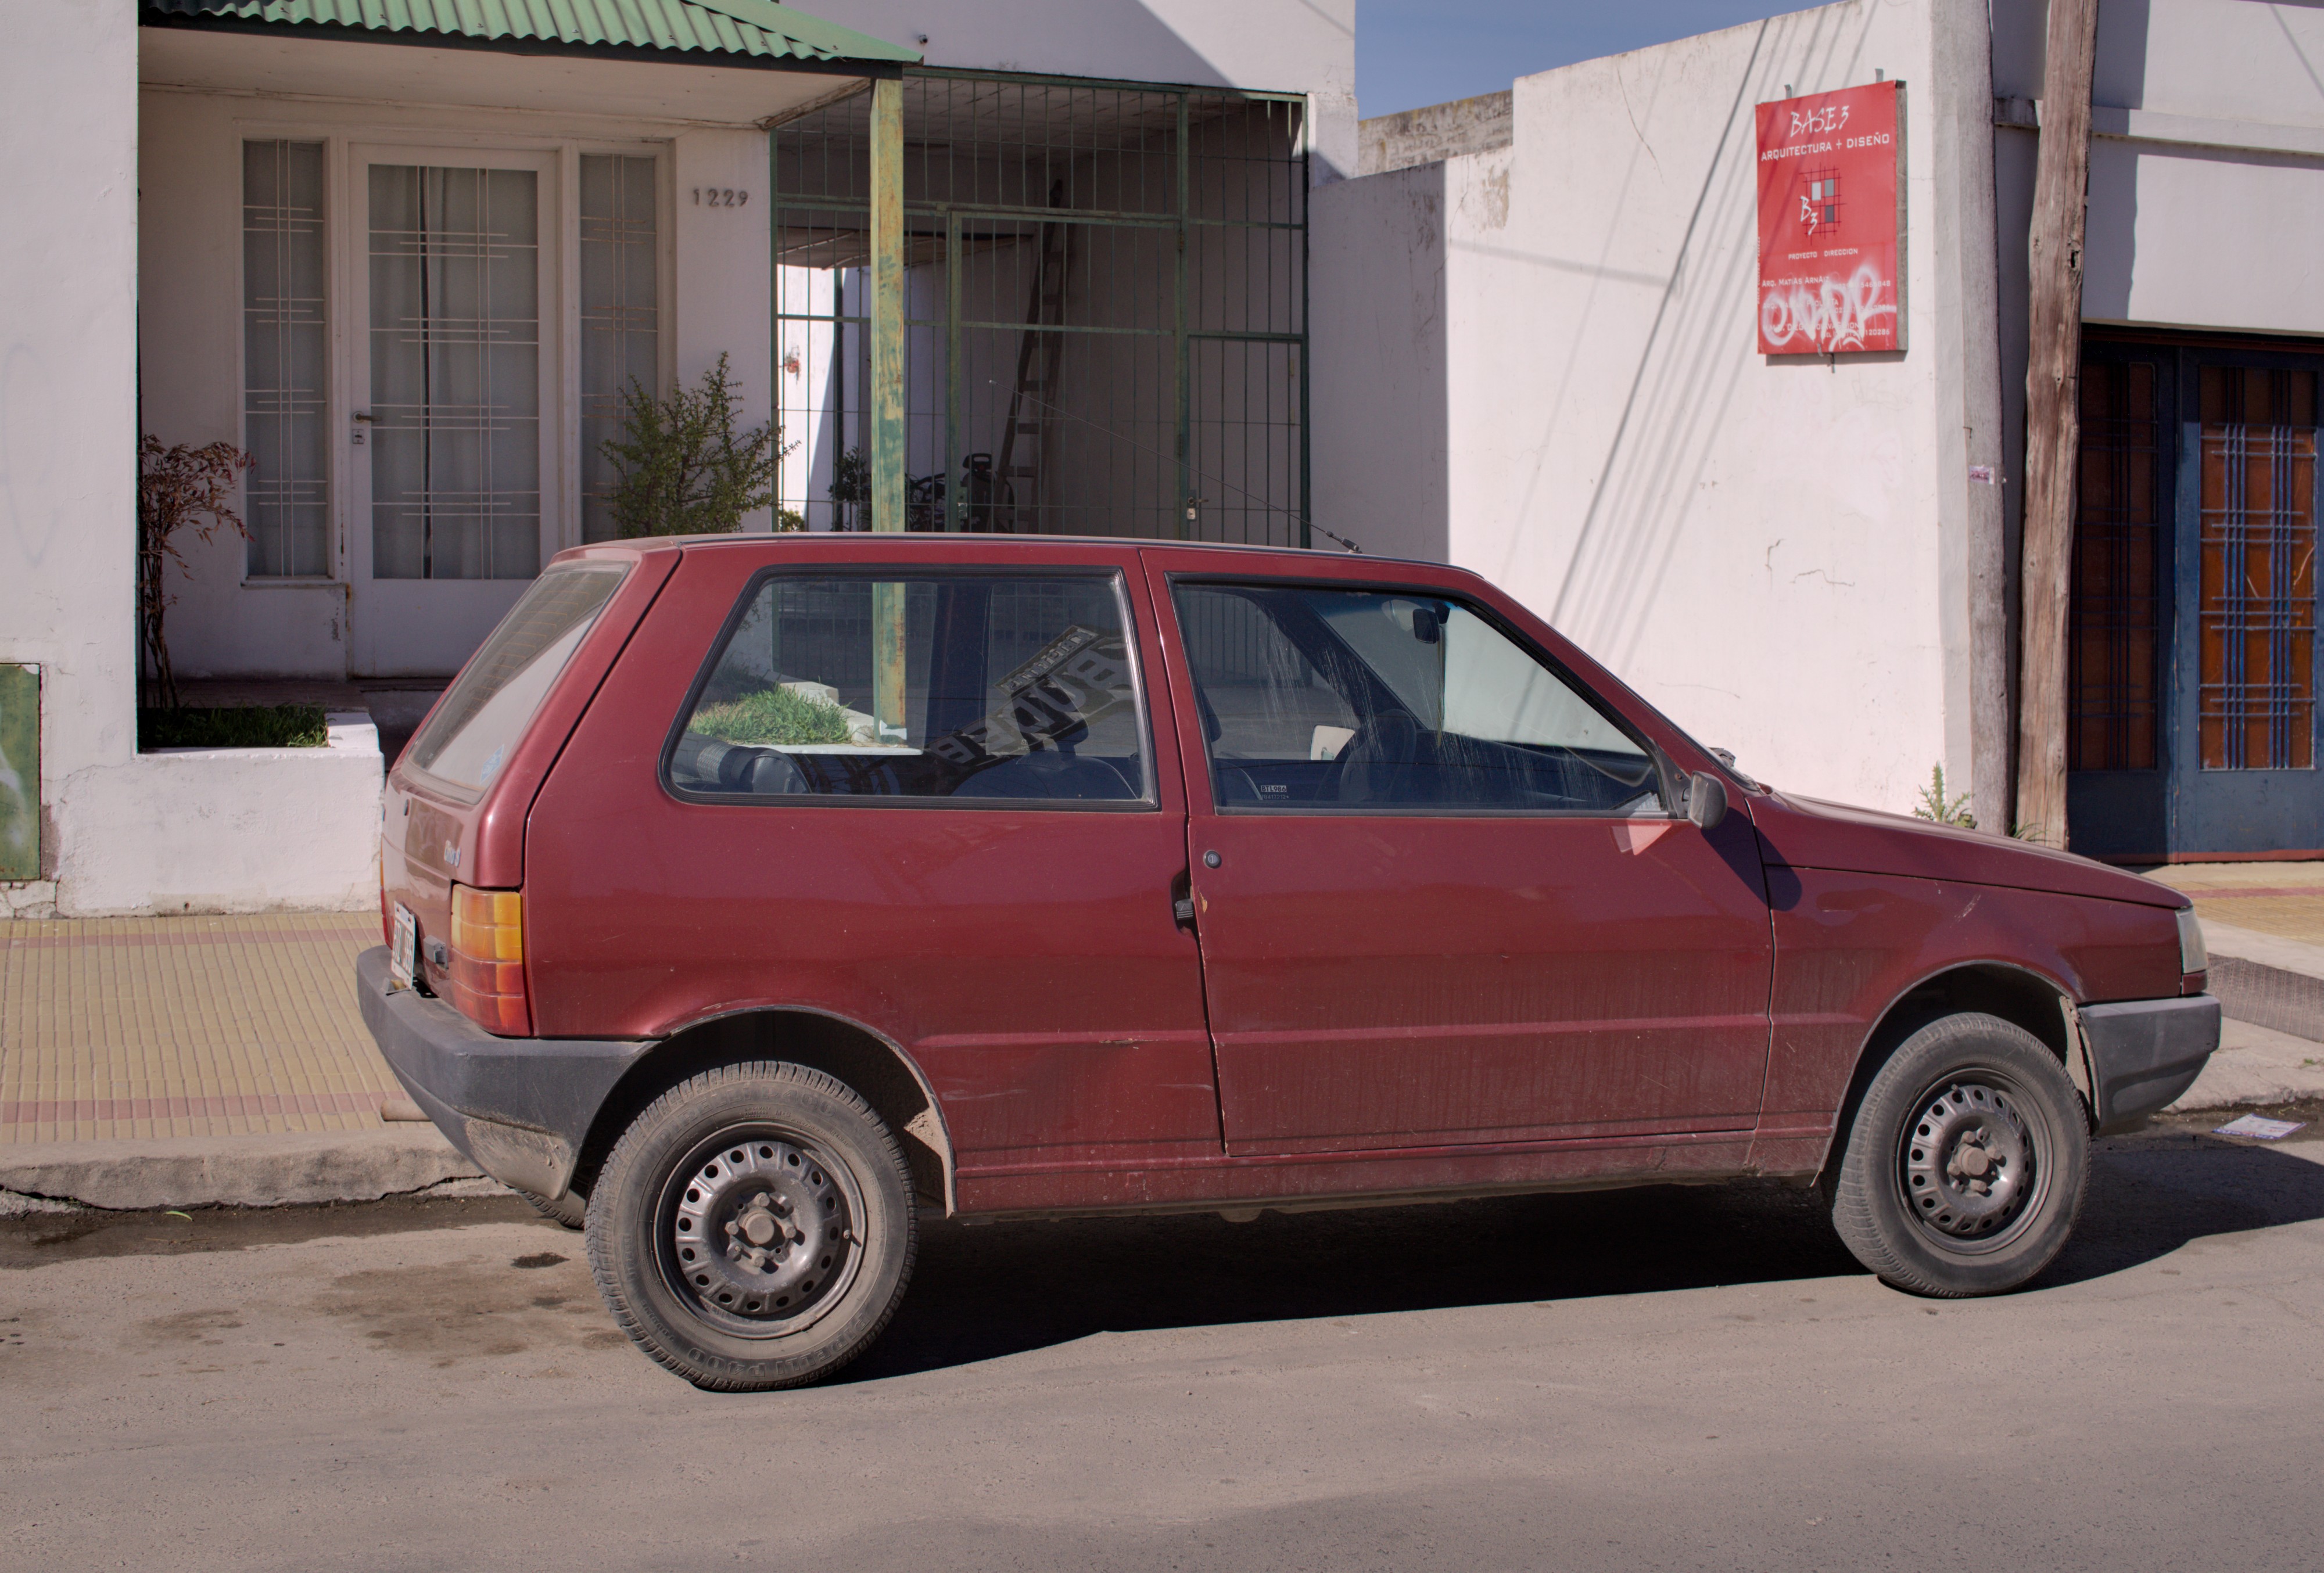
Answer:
[242,139,330,577]
[2067,360,2162,770]
[2197,367,2318,771]
[769,70,1308,544]
[579,155,659,544]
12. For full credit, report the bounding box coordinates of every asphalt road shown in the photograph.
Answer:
[5,1107,2322,1572]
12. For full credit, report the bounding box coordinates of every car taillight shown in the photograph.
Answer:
[447,884,531,1036]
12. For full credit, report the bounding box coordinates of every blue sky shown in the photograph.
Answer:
[1357,1,1805,119]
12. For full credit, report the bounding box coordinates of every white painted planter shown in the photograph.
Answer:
[53,713,383,916]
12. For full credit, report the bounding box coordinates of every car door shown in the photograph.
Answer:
[1147,551,1773,1156]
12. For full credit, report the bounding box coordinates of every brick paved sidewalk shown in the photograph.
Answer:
[1,913,400,1145]
[2143,862,2324,949]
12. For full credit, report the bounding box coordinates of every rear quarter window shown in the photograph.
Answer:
[403,563,627,800]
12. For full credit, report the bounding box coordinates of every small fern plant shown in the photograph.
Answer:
[602,354,793,537]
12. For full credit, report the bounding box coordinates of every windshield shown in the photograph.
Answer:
[404,564,627,798]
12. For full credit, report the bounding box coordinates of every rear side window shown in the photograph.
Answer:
[668,572,1150,806]
[1173,582,1662,815]
[404,564,627,799]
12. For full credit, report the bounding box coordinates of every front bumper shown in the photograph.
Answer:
[356,946,651,1200]
[2080,993,2222,1134]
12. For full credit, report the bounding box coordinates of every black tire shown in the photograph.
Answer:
[519,1187,587,1230]
[1827,1011,2088,1297]
[584,1061,916,1391]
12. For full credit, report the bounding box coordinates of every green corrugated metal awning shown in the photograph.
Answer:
[142,0,921,66]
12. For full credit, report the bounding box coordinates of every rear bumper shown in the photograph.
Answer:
[2081,993,2222,1134]
[355,946,650,1200]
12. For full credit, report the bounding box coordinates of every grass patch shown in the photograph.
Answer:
[690,687,855,746]
[139,703,329,750]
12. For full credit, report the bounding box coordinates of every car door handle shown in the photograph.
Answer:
[1172,895,1196,925]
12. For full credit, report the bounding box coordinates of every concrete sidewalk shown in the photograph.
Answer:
[5,872,2322,1211]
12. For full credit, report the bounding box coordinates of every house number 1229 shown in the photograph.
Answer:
[693,188,749,207]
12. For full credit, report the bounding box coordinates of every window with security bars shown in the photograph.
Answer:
[242,140,330,577]
[768,72,1307,545]
[579,155,658,544]
[2068,360,2163,771]
[2197,366,2317,771]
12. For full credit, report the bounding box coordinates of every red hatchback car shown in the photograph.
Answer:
[360,534,2218,1389]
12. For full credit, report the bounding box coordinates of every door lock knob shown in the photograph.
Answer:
[1203,850,1222,868]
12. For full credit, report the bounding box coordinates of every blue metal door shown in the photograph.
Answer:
[2166,356,2323,855]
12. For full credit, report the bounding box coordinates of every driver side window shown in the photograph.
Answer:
[1172,582,1664,816]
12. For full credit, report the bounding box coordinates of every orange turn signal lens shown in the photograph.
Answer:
[447,884,530,1035]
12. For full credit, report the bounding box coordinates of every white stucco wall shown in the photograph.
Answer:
[0,0,141,892]
[1993,0,2324,342]
[1310,159,1448,562]
[56,714,385,915]
[671,127,776,533]
[1314,0,2000,814]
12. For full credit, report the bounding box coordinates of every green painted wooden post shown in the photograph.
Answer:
[868,74,908,739]
[0,665,39,882]
[869,74,906,534]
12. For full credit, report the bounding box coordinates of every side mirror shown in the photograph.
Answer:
[1687,771,1728,831]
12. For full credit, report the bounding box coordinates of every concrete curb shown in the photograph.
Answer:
[2166,1017,2324,1114]
[0,1126,492,1211]
[2201,918,2324,981]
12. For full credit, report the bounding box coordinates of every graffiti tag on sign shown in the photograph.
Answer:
[1753,81,1903,355]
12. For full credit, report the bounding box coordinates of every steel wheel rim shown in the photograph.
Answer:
[655,1125,868,1340]
[1896,1071,2049,1256]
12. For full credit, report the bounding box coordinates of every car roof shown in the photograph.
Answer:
[566,531,1443,576]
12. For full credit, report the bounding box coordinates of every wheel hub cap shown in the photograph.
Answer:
[669,1139,854,1327]
[1902,1080,2035,1241]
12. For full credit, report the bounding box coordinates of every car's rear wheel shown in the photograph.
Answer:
[1827,1011,2088,1297]
[584,1062,916,1391]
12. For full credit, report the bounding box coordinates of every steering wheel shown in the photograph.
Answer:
[1321,709,1422,805]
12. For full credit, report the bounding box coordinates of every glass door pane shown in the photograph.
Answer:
[243,139,330,578]
[368,164,541,580]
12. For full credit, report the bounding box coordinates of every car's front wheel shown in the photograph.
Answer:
[1827,1011,2089,1297]
[584,1062,916,1390]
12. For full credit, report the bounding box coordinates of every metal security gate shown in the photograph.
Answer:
[768,70,1309,545]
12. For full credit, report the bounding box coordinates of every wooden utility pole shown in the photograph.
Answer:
[2014,0,2100,846]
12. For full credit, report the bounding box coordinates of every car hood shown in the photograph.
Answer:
[1748,791,2187,909]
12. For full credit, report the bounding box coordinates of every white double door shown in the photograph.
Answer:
[345,145,562,677]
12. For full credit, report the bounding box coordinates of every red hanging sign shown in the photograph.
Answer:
[1754,81,1903,355]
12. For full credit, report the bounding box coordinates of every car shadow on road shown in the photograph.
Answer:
[844,1132,2324,1384]
[2038,1127,2324,1288]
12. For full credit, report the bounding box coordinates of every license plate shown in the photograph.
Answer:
[389,903,418,990]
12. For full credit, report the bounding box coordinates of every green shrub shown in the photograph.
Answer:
[140,703,328,750]
[690,687,854,746]
[601,353,790,537]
